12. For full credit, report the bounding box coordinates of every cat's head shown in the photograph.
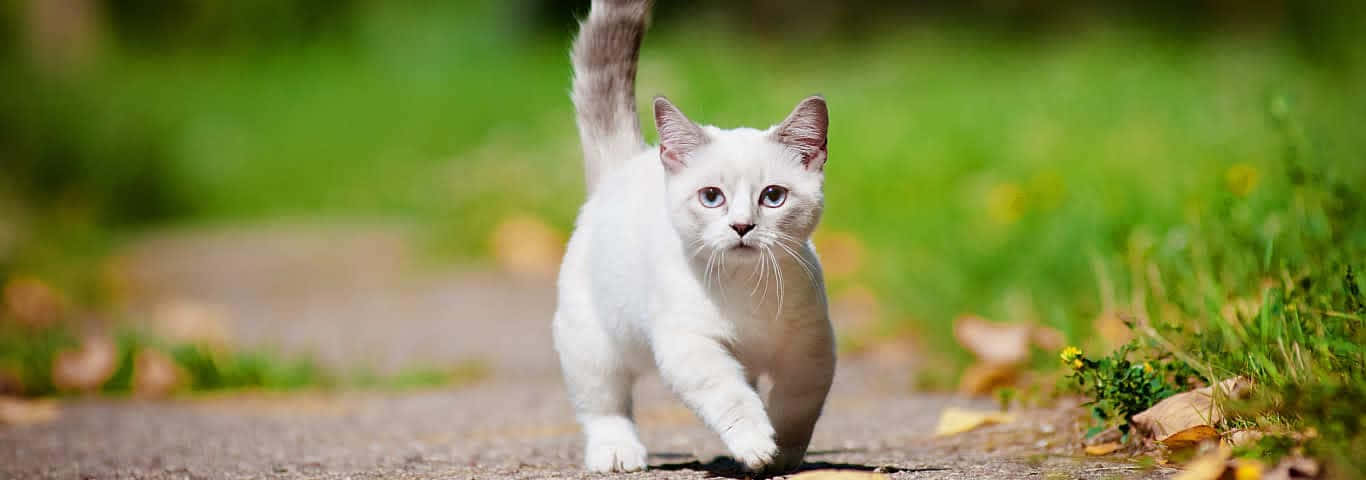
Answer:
[654,95,828,263]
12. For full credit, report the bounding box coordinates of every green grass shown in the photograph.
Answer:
[1056,100,1365,473]
[7,1,1364,365]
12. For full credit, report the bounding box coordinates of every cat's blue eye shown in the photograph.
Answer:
[698,187,726,208]
[760,185,788,208]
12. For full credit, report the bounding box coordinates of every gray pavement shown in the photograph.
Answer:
[0,226,1175,479]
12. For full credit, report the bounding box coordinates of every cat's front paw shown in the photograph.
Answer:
[725,427,780,472]
[584,437,648,472]
[769,445,807,473]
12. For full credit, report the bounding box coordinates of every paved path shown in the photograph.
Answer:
[1,226,1174,479]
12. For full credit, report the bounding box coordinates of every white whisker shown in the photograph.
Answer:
[750,245,767,298]
[773,236,818,288]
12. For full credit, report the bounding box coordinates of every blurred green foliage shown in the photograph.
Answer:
[2,0,1363,358]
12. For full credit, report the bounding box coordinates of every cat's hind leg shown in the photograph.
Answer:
[553,305,647,472]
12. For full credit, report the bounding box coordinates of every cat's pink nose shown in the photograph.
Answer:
[730,223,755,237]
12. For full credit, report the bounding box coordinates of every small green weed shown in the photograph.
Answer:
[1060,343,1203,441]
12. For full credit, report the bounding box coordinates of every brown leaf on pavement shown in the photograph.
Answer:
[953,315,1030,366]
[0,396,59,426]
[934,407,1015,436]
[1132,377,1251,441]
[52,335,118,392]
[490,214,564,280]
[1160,425,1220,450]
[1084,442,1120,456]
[132,349,185,398]
[789,470,889,480]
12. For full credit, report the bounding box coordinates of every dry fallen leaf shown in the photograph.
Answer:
[1084,442,1120,456]
[1132,377,1251,440]
[490,214,564,280]
[0,396,59,426]
[153,299,232,349]
[953,315,1031,365]
[2,276,66,327]
[52,335,118,392]
[1172,444,1231,480]
[934,407,1015,436]
[132,349,184,398]
[789,470,889,480]
[1161,425,1221,450]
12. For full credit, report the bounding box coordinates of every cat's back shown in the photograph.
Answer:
[564,149,679,297]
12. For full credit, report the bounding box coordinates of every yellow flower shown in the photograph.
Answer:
[1060,346,1082,363]
[1234,461,1265,480]
[986,182,1026,225]
[1226,163,1259,197]
[1072,359,1083,369]
[1143,362,1154,374]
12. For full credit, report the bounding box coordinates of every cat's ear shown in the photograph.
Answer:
[654,96,707,174]
[772,95,829,171]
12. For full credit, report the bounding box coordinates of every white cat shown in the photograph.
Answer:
[553,0,835,473]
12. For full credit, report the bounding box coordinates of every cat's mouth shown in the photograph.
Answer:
[731,242,756,251]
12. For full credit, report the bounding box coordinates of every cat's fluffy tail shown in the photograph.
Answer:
[571,0,651,193]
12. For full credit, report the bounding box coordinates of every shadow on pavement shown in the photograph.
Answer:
[653,453,949,479]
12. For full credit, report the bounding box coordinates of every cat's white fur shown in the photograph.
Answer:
[555,0,835,474]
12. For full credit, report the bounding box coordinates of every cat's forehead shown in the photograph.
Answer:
[688,127,793,174]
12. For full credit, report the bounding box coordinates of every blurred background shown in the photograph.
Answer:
[1,0,1364,397]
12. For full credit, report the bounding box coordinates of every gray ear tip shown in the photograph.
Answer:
[653,95,672,108]
[797,95,828,116]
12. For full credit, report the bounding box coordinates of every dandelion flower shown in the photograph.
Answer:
[1060,346,1082,363]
